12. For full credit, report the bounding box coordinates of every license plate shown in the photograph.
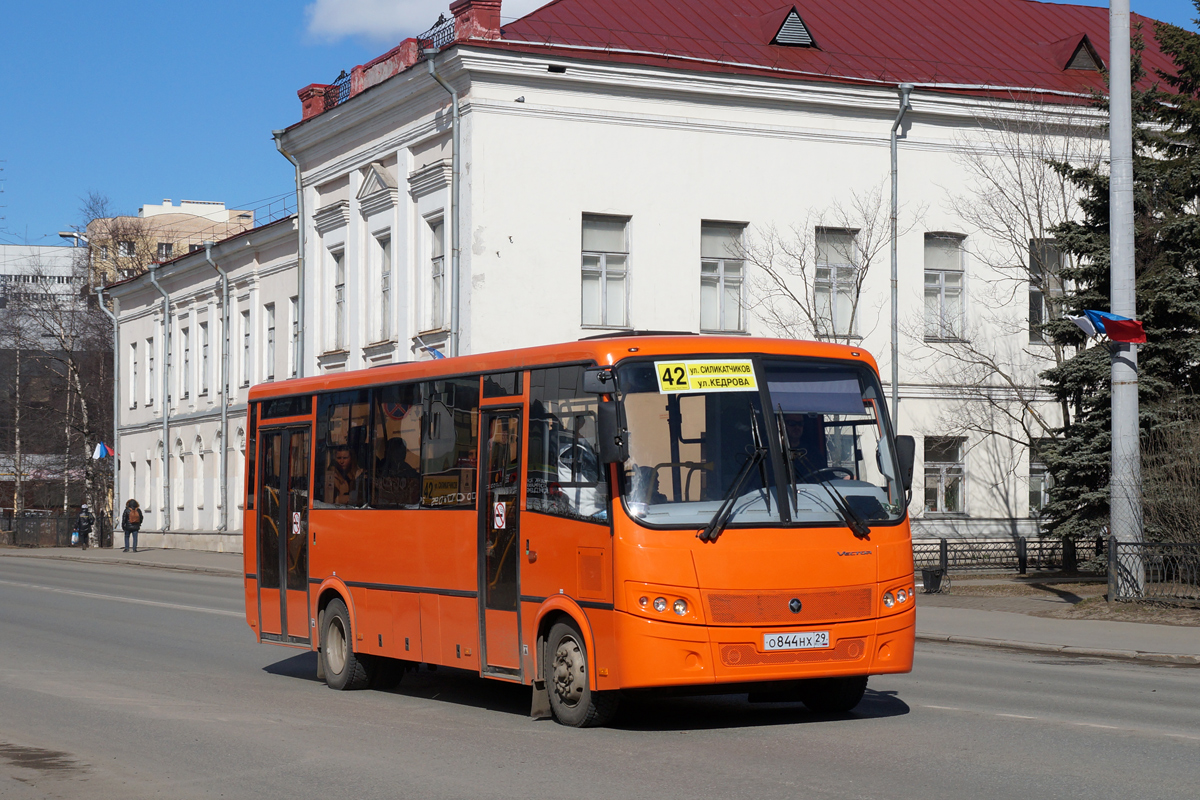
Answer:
[763,631,830,651]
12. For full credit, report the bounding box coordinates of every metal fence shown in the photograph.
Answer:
[913,536,1078,575]
[0,515,113,549]
[1109,540,1200,606]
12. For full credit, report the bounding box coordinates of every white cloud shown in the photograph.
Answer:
[305,0,550,44]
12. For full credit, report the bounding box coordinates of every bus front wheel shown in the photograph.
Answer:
[321,598,371,691]
[546,621,618,727]
[799,675,868,713]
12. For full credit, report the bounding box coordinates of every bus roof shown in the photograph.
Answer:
[248,335,881,401]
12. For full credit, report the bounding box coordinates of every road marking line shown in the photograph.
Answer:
[924,704,1200,742]
[0,578,242,617]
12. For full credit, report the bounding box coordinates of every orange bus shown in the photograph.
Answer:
[244,335,916,726]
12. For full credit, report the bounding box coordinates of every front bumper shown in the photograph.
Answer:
[612,606,915,689]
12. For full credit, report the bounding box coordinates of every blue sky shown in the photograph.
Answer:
[1,0,1196,247]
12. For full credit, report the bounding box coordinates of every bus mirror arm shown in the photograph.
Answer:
[895,435,915,493]
[597,400,629,464]
[583,368,617,394]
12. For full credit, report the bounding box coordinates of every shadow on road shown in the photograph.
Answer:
[263,651,323,683]
[263,651,909,729]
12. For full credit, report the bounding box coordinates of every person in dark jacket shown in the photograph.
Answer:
[75,504,95,550]
[121,498,144,553]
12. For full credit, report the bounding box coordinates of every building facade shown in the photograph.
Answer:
[273,0,1174,539]
[107,217,298,551]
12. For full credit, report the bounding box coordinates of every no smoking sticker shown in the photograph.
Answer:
[493,501,506,529]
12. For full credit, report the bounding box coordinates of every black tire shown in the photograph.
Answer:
[545,620,619,727]
[799,675,868,713]
[365,656,405,691]
[321,598,370,690]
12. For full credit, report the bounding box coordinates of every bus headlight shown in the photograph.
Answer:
[653,597,668,612]
[673,599,688,616]
[897,589,908,604]
[883,591,895,608]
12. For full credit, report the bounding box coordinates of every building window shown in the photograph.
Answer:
[181,327,191,399]
[581,214,629,328]
[264,303,276,381]
[377,234,392,341]
[700,222,745,332]
[290,295,300,378]
[332,249,346,349]
[200,319,210,393]
[1029,439,1053,517]
[427,220,445,331]
[924,233,965,340]
[157,242,173,260]
[1029,239,1061,344]
[241,309,251,387]
[189,244,204,253]
[129,342,138,409]
[99,245,109,261]
[118,240,135,258]
[815,227,859,338]
[146,337,155,406]
[924,437,966,514]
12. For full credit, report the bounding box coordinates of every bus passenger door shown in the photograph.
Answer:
[256,425,312,645]
[478,410,522,675]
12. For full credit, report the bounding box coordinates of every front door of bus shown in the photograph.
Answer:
[478,410,522,674]
[257,425,311,645]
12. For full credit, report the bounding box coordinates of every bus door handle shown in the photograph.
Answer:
[526,539,537,563]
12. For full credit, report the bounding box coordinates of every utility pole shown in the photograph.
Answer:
[1109,0,1143,595]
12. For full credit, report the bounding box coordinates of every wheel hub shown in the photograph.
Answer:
[552,636,586,707]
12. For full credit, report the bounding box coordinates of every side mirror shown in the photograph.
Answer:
[596,400,629,464]
[895,435,915,493]
[583,368,618,394]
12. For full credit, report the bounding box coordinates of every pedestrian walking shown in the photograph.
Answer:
[75,504,95,551]
[121,499,144,553]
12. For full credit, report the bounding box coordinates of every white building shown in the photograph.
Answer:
[273,0,1176,539]
[107,217,298,551]
[111,0,1179,549]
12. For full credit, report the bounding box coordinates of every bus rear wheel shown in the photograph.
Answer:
[546,621,618,727]
[321,598,370,691]
[799,675,868,713]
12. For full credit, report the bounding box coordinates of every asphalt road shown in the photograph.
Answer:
[0,557,1196,800]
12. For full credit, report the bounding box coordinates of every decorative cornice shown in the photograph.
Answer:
[407,161,452,199]
[313,199,350,235]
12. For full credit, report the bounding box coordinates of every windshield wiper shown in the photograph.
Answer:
[776,407,870,539]
[808,475,872,539]
[697,446,768,543]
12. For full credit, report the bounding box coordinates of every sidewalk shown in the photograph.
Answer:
[3,546,1197,666]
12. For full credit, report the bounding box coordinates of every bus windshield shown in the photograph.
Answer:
[617,358,906,529]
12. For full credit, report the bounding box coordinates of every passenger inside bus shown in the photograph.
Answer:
[325,446,366,506]
[375,437,421,506]
[783,413,828,479]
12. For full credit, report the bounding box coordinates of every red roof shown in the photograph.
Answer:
[486,0,1180,98]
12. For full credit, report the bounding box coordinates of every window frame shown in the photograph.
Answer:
[923,232,967,341]
[923,436,967,516]
[699,221,746,333]
[581,214,631,329]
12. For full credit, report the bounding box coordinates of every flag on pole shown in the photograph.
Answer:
[1067,310,1146,344]
[92,442,112,459]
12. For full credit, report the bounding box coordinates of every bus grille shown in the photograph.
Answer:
[719,638,866,667]
[705,587,872,625]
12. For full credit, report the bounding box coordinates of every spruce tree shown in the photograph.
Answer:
[1041,9,1200,543]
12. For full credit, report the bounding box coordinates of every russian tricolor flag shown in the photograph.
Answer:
[1067,310,1147,344]
[92,442,113,459]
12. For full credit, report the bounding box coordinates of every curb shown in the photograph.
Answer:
[0,551,241,578]
[917,632,1200,666]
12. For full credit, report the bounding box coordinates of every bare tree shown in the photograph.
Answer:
[741,182,920,345]
[74,191,160,282]
[911,95,1105,458]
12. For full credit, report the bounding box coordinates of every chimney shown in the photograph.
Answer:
[450,0,502,41]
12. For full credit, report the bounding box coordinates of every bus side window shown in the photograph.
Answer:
[419,377,479,508]
[315,390,371,508]
[371,382,423,509]
[527,365,608,523]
